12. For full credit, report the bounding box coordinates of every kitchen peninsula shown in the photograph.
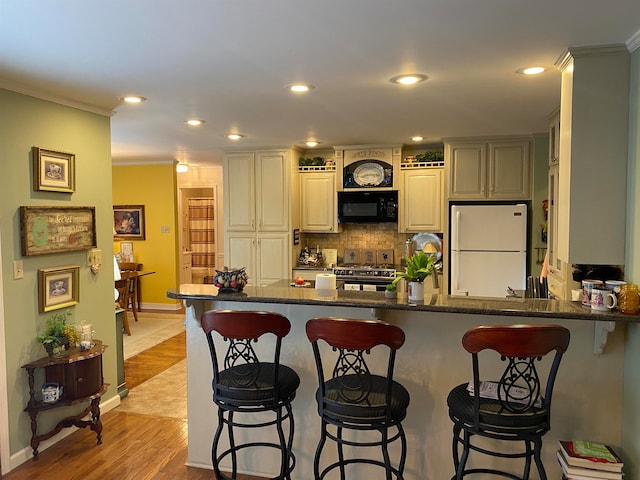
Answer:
[168,283,636,480]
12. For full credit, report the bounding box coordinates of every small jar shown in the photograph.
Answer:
[617,284,639,315]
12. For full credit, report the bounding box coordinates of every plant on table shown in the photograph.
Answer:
[36,310,78,357]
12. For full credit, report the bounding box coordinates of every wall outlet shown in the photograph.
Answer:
[13,260,24,279]
[161,225,171,233]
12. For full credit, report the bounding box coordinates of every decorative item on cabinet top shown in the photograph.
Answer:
[298,158,336,172]
[401,151,444,169]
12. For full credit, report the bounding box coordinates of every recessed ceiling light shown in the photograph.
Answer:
[305,141,320,147]
[516,66,547,75]
[227,134,245,140]
[176,162,189,173]
[411,136,424,142]
[285,83,315,93]
[184,119,205,126]
[119,95,147,104]
[390,74,427,86]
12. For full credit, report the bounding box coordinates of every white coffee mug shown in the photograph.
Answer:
[582,279,604,306]
[590,287,617,311]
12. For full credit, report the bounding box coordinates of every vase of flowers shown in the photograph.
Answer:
[36,311,78,358]
[392,251,436,302]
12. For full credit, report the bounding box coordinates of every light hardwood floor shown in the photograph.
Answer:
[2,331,265,480]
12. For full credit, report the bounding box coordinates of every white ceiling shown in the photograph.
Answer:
[1,1,639,167]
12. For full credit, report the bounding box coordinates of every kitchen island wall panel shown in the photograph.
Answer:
[176,289,626,480]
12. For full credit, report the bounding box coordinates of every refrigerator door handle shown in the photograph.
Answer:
[454,209,461,250]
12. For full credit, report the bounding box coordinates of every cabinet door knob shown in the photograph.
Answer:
[78,377,84,383]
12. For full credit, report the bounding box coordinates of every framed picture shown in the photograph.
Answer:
[20,206,97,256]
[38,266,80,312]
[113,205,145,240]
[119,241,134,262]
[32,147,76,193]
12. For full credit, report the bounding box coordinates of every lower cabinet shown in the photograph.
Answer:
[399,167,443,232]
[227,233,291,286]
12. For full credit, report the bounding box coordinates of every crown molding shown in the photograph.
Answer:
[628,29,640,52]
[0,81,114,116]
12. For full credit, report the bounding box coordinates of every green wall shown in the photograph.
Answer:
[112,164,180,308]
[623,46,640,479]
[0,89,117,459]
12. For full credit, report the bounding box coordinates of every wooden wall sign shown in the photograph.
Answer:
[20,206,97,256]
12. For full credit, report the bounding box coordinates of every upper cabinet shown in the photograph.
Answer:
[446,137,531,200]
[556,46,629,266]
[300,169,340,233]
[548,108,560,166]
[399,164,444,233]
[224,150,296,232]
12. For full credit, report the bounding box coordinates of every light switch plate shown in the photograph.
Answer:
[13,260,24,279]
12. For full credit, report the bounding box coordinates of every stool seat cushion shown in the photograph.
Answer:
[447,383,549,435]
[318,374,410,425]
[215,362,300,407]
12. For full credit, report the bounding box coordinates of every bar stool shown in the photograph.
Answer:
[447,324,570,480]
[305,317,410,479]
[201,310,300,480]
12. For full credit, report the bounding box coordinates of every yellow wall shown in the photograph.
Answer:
[112,164,180,308]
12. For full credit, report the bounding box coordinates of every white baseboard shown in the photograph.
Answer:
[139,302,182,312]
[8,394,121,472]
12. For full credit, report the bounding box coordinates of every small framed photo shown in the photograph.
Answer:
[38,266,80,313]
[113,205,146,240]
[32,147,76,193]
[120,241,134,262]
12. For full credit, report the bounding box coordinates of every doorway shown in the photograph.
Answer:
[178,187,218,284]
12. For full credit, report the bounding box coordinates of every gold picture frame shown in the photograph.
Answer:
[38,266,80,313]
[113,205,146,240]
[32,147,76,193]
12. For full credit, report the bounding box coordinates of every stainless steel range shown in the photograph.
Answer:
[332,266,397,291]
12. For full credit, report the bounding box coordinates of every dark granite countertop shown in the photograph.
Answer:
[167,282,640,323]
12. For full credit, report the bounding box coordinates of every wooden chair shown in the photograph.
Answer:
[118,263,140,324]
[447,324,570,480]
[305,317,410,479]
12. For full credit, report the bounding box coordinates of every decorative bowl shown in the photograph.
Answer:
[213,267,248,292]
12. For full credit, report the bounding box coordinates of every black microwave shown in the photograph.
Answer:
[337,191,398,223]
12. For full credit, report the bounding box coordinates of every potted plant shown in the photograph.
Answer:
[36,311,78,357]
[392,251,437,301]
[385,282,397,299]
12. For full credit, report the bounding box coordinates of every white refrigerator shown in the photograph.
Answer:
[450,204,527,297]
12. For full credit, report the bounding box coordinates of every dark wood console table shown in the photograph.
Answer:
[21,340,108,459]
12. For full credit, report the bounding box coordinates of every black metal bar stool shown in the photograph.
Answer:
[201,310,300,480]
[447,324,570,480]
[305,317,410,480]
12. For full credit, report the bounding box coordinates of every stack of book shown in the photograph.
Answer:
[557,440,624,479]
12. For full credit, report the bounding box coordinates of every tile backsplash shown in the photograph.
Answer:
[300,223,419,266]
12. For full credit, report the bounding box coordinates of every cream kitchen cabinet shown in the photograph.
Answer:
[300,171,339,233]
[399,166,443,232]
[226,233,291,286]
[223,149,295,232]
[556,46,628,265]
[223,148,300,285]
[446,138,531,200]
